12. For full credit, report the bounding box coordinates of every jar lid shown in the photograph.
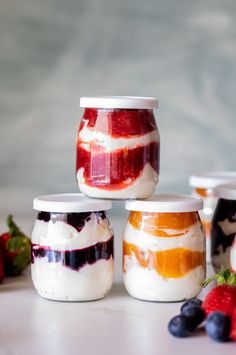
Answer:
[214,183,236,200]
[33,193,112,213]
[189,171,236,189]
[125,194,203,213]
[80,96,159,109]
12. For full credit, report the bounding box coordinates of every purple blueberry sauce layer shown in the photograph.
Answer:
[31,236,114,272]
[37,211,107,233]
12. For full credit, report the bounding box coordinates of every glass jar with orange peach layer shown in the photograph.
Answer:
[123,195,205,302]
[189,172,236,263]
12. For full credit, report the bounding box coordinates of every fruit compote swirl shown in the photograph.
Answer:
[76,108,160,199]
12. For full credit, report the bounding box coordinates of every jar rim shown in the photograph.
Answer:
[125,194,203,212]
[214,183,236,200]
[33,193,112,213]
[189,171,236,189]
[80,96,159,109]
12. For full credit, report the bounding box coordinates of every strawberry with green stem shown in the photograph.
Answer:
[202,267,236,341]
[203,266,236,287]
[202,267,236,317]
[0,215,31,276]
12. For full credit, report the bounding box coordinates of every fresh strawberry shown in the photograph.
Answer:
[0,215,31,276]
[0,232,10,249]
[202,267,236,317]
[230,308,236,341]
[202,284,236,317]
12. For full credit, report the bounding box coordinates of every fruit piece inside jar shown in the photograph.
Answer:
[76,108,160,193]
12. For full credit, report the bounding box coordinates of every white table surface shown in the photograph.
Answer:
[0,264,235,355]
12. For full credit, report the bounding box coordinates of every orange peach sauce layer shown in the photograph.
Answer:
[123,241,205,278]
[128,211,199,237]
[195,188,208,197]
[124,211,205,278]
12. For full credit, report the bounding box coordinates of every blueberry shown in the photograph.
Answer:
[205,312,231,342]
[181,306,205,328]
[180,299,202,313]
[168,315,196,338]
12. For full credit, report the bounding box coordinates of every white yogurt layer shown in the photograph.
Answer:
[77,163,159,199]
[212,244,231,270]
[31,214,113,250]
[123,254,204,301]
[230,241,236,272]
[124,221,204,252]
[78,120,159,152]
[31,256,114,301]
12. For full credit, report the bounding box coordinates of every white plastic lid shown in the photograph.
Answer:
[33,193,112,213]
[125,194,203,213]
[214,183,236,200]
[80,96,159,109]
[189,171,236,189]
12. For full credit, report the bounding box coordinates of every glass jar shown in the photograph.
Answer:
[212,183,236,271]
[76,96,160,199]
[230,236,236,272]
[123,195,205,302]
[189,171,236,263]
[31,194,114,301]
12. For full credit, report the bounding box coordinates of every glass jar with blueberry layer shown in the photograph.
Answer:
[76,96,160,199]
[189,171,236,263]
[31,194,114,301]
[212,183,236,271]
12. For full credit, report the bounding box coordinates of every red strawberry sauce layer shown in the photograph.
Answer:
[76,108,160,190]
[77,142,159,189]
[80,108,157,137]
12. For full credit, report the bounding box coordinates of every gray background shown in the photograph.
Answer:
[1,0,236,221]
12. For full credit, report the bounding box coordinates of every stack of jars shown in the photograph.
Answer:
[31,96,206,302]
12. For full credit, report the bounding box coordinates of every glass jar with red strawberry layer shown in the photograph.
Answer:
[76,96,160,199]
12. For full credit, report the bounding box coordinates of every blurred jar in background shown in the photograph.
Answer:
[212,183,236,271]
[230,235,236,272]
[189,171,236,263]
